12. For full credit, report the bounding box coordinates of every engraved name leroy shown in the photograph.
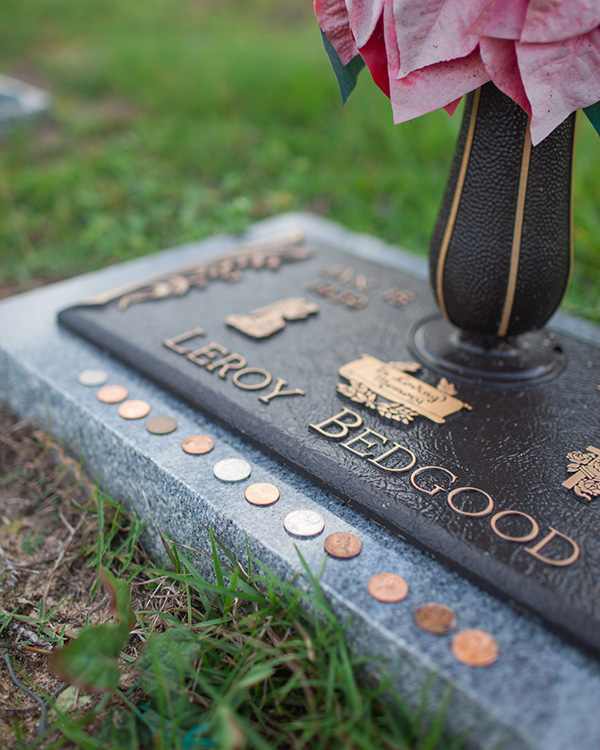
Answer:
[162,327,305,405]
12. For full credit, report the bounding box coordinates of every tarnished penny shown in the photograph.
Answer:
[283,510,325,538]
[118,399,151,419]
[97,384,128,404]
[367,573,409,603]
[414,603,457,636]
[182,435,215,455]
[213,458,252,482]
[146,415,178,435]
[324,532,362,559]
[245,482,280,506]
[451,629,499,667]
[78,369,108,387]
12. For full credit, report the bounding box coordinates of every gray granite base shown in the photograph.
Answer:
[0,74,50,132]
[1,213,599,750]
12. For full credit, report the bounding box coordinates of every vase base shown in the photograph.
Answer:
[410,315,566,387]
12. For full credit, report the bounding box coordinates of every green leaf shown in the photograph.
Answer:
[100,567,135,630]
[320,31,365,105]
[136,628,202,701]
[48,623,126,692]
[583,101,600,137]
[235,663,275,691]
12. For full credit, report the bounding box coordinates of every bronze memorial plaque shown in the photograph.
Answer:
[58,230,600,654]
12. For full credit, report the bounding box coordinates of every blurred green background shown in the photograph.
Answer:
[1,0,598,319]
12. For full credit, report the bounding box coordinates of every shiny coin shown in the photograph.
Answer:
[146,415,178,435]
[182,434,215,455]
[414,603,457,636]
[213,458,252,482]
[245,482,280,506]
[284,510,325,538]
[451,629,499,667]
[324,532,362,559]
[118,399,151,419]
[367,573,409,603]
[78,369,108,387]
[97,384,128,404]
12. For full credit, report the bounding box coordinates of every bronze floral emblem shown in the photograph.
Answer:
[562,447,600,501]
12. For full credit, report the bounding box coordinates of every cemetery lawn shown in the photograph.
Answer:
[0,0,599,319]
[0,405,462,749]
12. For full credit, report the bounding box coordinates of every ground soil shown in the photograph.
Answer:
[0,390,150,745]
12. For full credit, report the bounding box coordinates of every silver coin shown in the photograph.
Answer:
[284,510,325,538]
[213,458,252,483]
[78,369,108,386]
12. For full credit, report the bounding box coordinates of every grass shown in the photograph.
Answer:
[1,0,598,317]
[0,406,462,749]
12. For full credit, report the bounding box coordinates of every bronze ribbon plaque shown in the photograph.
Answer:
[58,230,600,655]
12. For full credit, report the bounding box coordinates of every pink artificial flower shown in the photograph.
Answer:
[314,0,600,144]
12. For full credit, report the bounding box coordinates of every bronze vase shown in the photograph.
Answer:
[415,82,575,383]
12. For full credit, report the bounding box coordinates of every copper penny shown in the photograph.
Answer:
[146,415,178,435]
[451,629,499,667]
[245,482,280,506]
[414,603,457,636]
[182,435,215,455]
[367,573,409,603]
[118,399,151,419]
[324,532,362,559]
[97,384,128,404]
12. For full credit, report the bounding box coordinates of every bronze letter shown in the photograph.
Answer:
[342,428,388,459]
[163,327,206,354]
[309,408,363,440]
[368,443,416,473]
[491,510,539,543]
[206,352,247,379]
[447,486,494,517]
[259,378,305,404]
[524,527,580,567]
[187,342,228,366]
[410,466,457,496]
[232,368,273,390]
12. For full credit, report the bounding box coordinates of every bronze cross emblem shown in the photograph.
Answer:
[562,446,600,501]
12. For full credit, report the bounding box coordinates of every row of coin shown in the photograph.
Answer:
[80,368,499,668]
[239,482,499,668]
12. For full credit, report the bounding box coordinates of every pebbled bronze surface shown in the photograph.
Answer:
[59,236,600,655]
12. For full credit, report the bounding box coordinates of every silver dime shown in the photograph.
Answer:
[78,369,108,387]
[213,458,252,483]
[284,510,325,538]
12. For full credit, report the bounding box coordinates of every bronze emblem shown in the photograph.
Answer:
[225,297,319,339]
[337,354,471,426]
[562,446,600,501]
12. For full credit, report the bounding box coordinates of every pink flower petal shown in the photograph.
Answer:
[347,0,385,48]
[469,0,528,40]
[314,0,359,65]
[389,49,491,124]
[444,97,463,115]
[359,15,391,96]
[522,0,600,44]
[393,0,487,78]
[479,37,531,114]
[517,28,600,143]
